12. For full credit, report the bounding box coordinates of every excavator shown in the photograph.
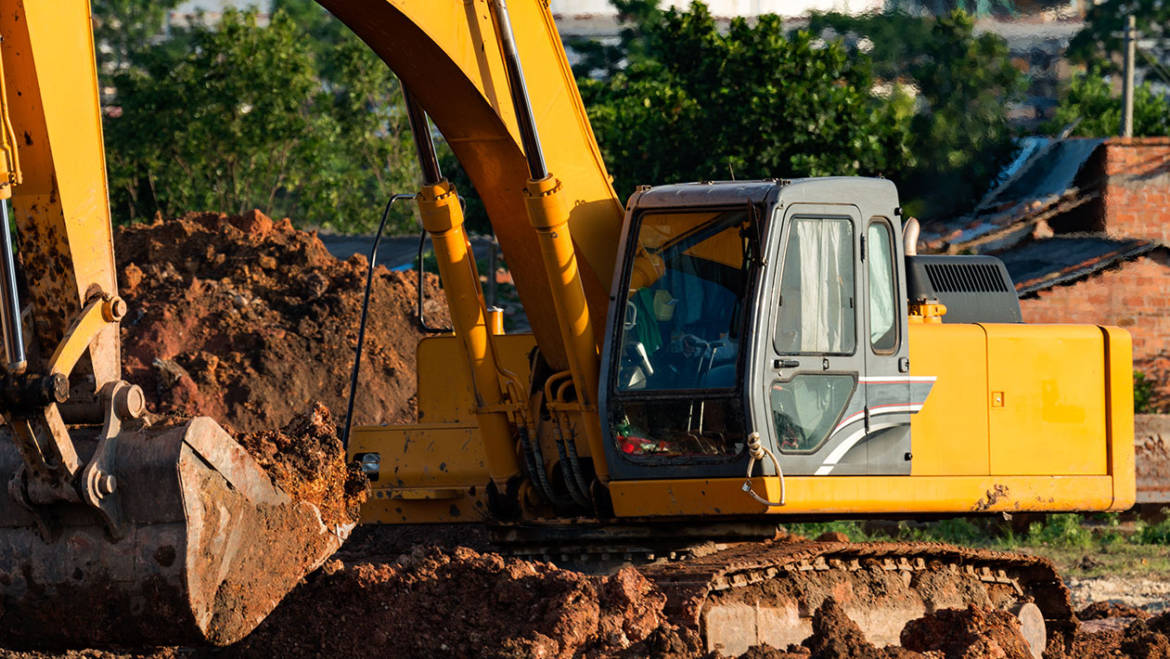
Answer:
[0,0,1135,656]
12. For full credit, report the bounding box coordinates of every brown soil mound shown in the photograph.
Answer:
[1044,609,1170,657]
[117,210,447,434]
[227,546,698,659]
[901,605,1032,658]
[1078,601,1152,621]
[804,599,926,659]
[234,402,368,527]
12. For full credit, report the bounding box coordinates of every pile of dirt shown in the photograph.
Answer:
[116,210,448,434]
[234,402,368,527]
[901,605,1032,658]
[227,545,700,659]
[1045,607,1170,658]
[801,599,926,658]
[1078,601,1151,621]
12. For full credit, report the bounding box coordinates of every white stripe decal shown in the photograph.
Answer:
[817,422,902,474]
[859,375,938,383]
[830,403,924,435]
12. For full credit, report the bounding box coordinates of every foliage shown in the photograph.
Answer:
[806,11,937,80]
[1067,0,1170,76]
[1139,513,1170,545]
[577,3,914,201]
[1024,513,1094,548]
[1136,371,1157,414]
[91,0,182,73]
[806,9,1025,218]
[578,3,1023,221]
[101,2,419,233]
[568,0,664,79]
[1046,69,1170,138]
[896,11,1026,219]
[783,520,873,541]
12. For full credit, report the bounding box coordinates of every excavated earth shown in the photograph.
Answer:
[0,213,1164,657]
[117,210,448,434]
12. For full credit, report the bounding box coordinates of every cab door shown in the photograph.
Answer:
[764,204,867,476]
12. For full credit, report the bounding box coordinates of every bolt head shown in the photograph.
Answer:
[115,384,146,419]
[110,297,127,321]
[99,473,117,495]
[44,373,69,404]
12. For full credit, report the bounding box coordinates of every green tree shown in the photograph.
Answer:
[578,3,913,200]
[577,3,1021,221]
[807,11,936,80]
[1047,69,1170,137]
[1067,0,1170,76]
[92,0,181,72]
[900,10,1025,218]
[103,6,420,233]
[568,0,663,79]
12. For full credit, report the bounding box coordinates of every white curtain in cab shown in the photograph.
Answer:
[795,219,853,353]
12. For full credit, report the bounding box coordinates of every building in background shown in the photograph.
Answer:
[170,0,271,26]
[918,137,1170,408]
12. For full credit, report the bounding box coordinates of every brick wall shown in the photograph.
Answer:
[1018,250,1170,361]
[1101,138,1170,243]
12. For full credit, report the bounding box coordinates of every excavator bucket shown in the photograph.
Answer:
[0,417,351,648]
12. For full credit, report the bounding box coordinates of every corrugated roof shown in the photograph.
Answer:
[984,138,1104,208]
[998,235,1160,295]
[921,137,1106,253]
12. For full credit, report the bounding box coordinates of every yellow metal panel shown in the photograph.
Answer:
[984,324,1107,476]
[416,333,537,424]
[909,323,989,476]
[608,475,1117,517]
[1102,326,1136,511]
[316,0,625,370]
[0,1,119,385]
[350,423,492,523]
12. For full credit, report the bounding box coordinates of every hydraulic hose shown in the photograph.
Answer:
[743,431,786,507]
[341,193,416,450]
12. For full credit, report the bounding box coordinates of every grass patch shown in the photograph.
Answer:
[782,512,1170,578]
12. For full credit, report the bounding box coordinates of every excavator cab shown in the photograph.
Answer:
[601,178,915,482]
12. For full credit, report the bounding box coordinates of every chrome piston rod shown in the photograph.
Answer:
[0,200,24,374]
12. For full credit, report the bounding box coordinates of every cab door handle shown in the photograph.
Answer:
[774,359,799,369]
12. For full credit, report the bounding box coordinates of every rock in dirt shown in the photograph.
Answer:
[901,605,1032,659]
[117,211,449,433]
[227,546,697,659]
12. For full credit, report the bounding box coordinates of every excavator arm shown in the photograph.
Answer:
[0,2,357,647]
[318,0,625,368]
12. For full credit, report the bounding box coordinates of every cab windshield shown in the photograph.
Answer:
[616,208,753,392]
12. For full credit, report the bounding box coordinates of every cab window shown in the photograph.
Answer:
[867,220,898,353]
[774,217,855,355]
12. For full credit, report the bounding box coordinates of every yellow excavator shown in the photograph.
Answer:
[0,0,1135,655]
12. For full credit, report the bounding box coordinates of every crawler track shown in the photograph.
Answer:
[641,540,1074,655]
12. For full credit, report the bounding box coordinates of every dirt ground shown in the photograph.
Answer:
[1,214,1167,658]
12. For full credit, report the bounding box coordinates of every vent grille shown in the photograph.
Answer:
[924,262,1009,293]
